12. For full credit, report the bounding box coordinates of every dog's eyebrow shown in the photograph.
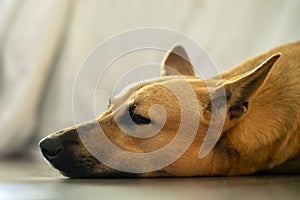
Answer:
[109,95,123,107]
[107,99,112,107]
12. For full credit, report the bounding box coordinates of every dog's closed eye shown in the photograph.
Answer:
[129,105,151,125]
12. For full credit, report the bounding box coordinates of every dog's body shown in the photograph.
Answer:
[40,41,300,178]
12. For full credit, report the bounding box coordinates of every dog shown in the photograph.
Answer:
[39,41,300,178]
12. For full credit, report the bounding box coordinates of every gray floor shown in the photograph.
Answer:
[0,159,300,200]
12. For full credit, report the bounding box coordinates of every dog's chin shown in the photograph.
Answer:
[42,155,140,179]
[42,156,91,178]
[64,171,141,179]
[50,164,141,179]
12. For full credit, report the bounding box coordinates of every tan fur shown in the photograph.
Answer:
[40,41,300,178]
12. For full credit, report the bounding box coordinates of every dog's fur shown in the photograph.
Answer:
[40,41,300,178]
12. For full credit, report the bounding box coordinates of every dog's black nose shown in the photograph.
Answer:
[39,137,63,160]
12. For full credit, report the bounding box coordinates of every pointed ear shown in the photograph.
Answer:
[214,53,281,120]
[160,45,195,76]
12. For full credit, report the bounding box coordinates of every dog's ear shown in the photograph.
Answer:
[161,45,195,76]
[210,53,281,120]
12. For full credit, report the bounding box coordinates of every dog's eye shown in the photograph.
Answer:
[129,105,151,125]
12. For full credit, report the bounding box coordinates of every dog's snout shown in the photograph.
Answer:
[39,138,63,160]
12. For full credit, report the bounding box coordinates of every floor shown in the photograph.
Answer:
[0,159,300,200]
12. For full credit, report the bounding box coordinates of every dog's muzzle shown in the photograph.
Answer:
[39,128,93,178]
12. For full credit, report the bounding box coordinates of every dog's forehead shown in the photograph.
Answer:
[111,76,209,106]
[111,77,170,105]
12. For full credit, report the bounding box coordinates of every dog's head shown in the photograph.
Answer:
[39,45,280,178]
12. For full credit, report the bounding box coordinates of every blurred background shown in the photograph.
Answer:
[0,0,300,159]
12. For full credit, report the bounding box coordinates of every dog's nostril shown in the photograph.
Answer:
[39,138,63,159]
[42,146,62,157]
